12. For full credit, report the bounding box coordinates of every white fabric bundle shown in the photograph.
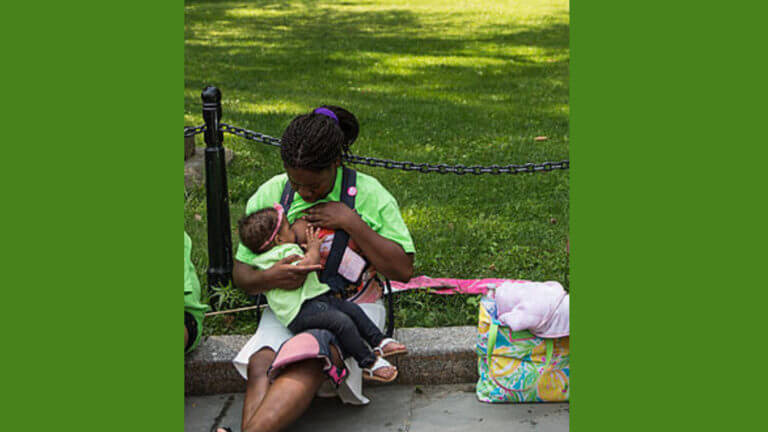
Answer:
[495,280,569,338]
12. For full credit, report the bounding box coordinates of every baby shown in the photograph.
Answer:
[238,203,407,382]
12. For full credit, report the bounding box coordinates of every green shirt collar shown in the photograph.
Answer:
[286,167,343,223]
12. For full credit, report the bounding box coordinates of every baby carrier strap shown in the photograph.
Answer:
[279,167,357,294]
[320,167,356,293]
[279,177,295,212]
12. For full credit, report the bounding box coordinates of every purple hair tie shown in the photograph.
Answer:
[313,107,339,124]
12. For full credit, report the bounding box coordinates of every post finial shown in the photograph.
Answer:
[201,86,221,104]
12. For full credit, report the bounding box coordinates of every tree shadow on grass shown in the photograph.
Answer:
[185,3,568,151]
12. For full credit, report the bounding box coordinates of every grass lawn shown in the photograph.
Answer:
[184,0,569,336]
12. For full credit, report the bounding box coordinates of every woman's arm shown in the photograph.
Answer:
[345,215,414,282]
[232,257,323,296]
[303,203,414,282]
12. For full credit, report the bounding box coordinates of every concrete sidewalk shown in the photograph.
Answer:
[185,384,569,432]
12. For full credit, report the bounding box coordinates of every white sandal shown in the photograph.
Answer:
[374,338,408,358]
[363,356,398,383]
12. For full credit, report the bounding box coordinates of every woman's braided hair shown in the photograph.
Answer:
[280,105,359,170]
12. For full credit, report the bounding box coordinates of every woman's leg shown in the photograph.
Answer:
[243,359,326,432]
[241,348,276,431]
[242,345,343,432]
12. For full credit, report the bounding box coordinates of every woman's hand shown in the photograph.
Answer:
[267,255,323,290]
[234,256,323,295]
[300,201,413,282]
[303,202,358,230]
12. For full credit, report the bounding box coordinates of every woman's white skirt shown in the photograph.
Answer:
[232,301,386,405]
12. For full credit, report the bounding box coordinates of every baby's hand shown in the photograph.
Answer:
[305,225,322,253]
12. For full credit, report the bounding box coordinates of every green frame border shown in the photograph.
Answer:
[4,1,182,430]
[6,1,766,430]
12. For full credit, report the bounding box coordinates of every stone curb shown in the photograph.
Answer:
[185,326,478,395]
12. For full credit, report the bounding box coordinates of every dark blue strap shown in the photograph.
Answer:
[280,179,295,214]
[319,167,357,293]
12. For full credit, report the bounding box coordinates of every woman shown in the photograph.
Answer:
[229,106,415,432]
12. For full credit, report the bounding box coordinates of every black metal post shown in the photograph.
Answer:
[202,86,233,290]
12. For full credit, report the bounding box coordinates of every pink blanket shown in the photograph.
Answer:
[389,275,526,295]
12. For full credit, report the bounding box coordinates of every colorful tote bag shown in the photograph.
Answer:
[476,299,570,403]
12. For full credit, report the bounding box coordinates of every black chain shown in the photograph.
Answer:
[183,123,569,174]
[184,124,206,137]
[220,123,282,147]
[343,155,568,174]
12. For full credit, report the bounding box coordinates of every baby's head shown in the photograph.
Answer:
[238,203,296,253]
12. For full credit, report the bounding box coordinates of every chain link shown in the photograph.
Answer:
[184,124,206,137]
[220,123,282,147]
[183,123,569,174]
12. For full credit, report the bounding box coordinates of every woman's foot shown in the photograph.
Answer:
[374,338,408,358]
[363,357,398,383]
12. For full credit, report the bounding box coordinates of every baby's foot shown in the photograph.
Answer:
[375,338,408,358]
[363,357,398,383]
[373,365,397,381]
